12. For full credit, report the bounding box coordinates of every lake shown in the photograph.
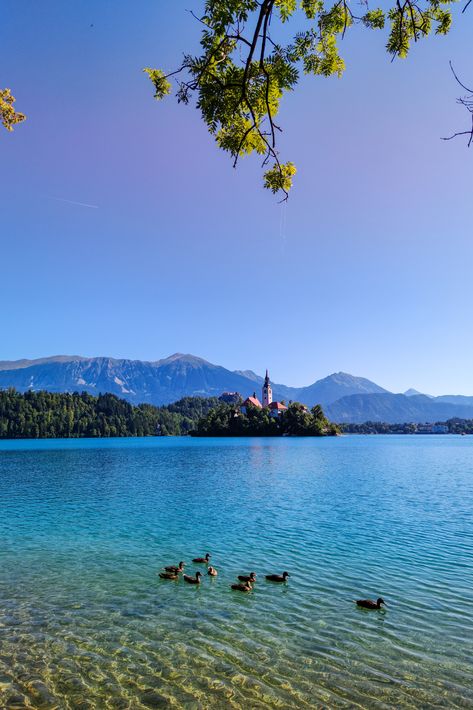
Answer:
[0,435,472,708]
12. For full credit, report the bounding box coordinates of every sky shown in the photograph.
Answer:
[1,1,472,395]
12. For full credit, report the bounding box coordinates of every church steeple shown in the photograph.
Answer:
[262,369,273,407]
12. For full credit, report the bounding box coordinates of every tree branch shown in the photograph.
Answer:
[442,62,473,147]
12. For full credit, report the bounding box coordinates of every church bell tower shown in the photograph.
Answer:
[262,369,273,408]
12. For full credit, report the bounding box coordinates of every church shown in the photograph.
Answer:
[240,371,288,418]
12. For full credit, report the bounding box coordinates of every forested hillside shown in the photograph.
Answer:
[0,389,218,438]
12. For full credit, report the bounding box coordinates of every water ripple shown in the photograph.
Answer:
[0,435,472,708]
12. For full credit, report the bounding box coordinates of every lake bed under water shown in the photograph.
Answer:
[0,435,472,708]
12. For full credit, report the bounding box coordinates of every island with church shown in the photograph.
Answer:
[191,370,340,437]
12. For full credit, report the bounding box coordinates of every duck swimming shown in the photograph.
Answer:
[207,566,218,576]
[159,571,179,580]
[265,572,290,582]
[192,553,211,563]
[355,597,386,609]
[164,561,185,574]
[238,572,257,583]
[231,580,252,592]
[184,571,203,585]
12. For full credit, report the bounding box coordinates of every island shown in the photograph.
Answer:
[190,399,340,437]
[191,370,339,437]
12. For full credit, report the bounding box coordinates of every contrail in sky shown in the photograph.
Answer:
[49,196,99,209]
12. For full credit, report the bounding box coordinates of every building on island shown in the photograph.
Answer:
[240,393,262,414]
[268,401,287,418]
[262,370,272,407]
[240,371,287,417]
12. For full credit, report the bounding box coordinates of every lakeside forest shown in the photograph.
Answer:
[0,389,338,438]
[0,389,472,439]
[0,389,217,438]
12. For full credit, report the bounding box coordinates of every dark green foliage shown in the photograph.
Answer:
[157,396,220,435]
[192,401,339,436]
[0,389,220,439]
[445,419,473,434]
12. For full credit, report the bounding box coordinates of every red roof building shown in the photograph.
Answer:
[268,400,288,417]
[242,392,262,409]
[268,401,287,411]
[240,393,262,414]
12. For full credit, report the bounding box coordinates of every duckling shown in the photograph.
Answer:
[183,571,203,585]
[159,571,179,580]
[231,580,252,592]
[265,571,290,582]
[238,572,257,583]
[355,597,386,609]
[164,561,185,574]
[207,566,218,576]
[192,553,211,563]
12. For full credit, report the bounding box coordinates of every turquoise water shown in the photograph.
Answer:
[0,436,472,709]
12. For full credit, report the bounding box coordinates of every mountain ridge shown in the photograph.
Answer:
[1,353,472,423]
[0,354,384,408]
[326,392,473,424]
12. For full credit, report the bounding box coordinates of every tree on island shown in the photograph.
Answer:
[146,0,468,199]
[192,400,340,436]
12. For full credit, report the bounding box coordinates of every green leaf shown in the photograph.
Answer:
[264,161,297,194]
[362,9,386,30]
[143,68,172,100]
[0,88,26,131]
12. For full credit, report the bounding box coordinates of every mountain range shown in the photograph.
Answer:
[0,353,472,424]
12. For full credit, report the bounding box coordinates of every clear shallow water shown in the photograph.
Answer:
[0,436,472,709]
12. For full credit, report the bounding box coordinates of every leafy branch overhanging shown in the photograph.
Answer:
[146,0,458,199]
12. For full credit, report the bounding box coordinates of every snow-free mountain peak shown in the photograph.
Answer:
[297,371,389,406]
[1,354,473,422]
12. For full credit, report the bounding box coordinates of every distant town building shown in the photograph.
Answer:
[219,392,241,404]
[416,423,449,434]
[432,424,449,434]
[416,424,433,434]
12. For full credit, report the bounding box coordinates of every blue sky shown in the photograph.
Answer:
[1,1,472,394]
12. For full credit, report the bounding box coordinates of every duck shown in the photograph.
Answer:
[238,572,257,583]
[207,566,218,576]
[355,597,386,609]
[159,571,179,580]
[231,580,252,592]
[192,553,211,563]
[164,561,185,574]
[265,571,290,582]
[183,571,203,585]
